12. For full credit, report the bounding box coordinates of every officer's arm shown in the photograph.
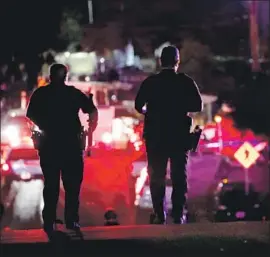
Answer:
[186,79,203,113]
[26,89,42,126]
[79,91,98,131]
[135,79,149,114]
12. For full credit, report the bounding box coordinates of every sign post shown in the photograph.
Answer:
[234,142,260,195]
[244,168,250,195]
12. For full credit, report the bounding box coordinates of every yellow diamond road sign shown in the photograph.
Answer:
[234,142,260,169]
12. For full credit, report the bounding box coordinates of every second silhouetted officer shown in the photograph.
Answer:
[135,46,202,224]
[26,64,98,233]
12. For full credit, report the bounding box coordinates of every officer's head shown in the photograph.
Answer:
[160,45,180,70]
[49,63,68,84]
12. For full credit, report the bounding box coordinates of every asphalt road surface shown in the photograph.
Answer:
[1,222,269,257]
[1,178,137,230]
[1,155,268,230]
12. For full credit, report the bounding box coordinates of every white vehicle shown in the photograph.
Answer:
[1,146,44,228]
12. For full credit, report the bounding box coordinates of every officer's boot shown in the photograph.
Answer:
[66,221,81,231]
[43,221,56,234]
[150,211,166,224]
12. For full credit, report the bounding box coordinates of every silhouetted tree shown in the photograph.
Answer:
[230,73,270,138]
[59,8,83,45]
[179,38,214,92]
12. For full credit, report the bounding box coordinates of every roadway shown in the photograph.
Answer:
[1,154,143,230]
[1,157,269,257]
[1,152,269,230]
[1,178,136,230]
[1,222,269,257]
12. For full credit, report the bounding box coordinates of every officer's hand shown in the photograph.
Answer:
[88,110,98,131]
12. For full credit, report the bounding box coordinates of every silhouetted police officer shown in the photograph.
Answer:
[135,46,202,224]
[26,64,98,233]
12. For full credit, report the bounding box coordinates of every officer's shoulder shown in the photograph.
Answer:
[66,85,82,94]
[32,86,48,96]
[66,85,92,98]
[143,74,158,84]
[177,72,194,83]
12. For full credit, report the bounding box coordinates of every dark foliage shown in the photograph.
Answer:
[230,73,270,137]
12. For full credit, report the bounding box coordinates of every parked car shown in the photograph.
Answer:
[210,181,265,222]
[1,146,43,185]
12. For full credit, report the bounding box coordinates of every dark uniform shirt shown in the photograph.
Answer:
[135,70,202,147]
[26,84,97,152]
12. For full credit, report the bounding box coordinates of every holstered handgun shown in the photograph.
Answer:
[189,125,202,152]
[31,130,44,150]
[85,123,93,157]
[85,92,95,157]
[79,126,87,151]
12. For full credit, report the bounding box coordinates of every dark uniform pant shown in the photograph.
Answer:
[146,145,188,220]
[39,150,83,225]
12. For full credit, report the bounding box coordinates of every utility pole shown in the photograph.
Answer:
[269,0,270,62]
[249,0,260,72]
[88,0,94,24]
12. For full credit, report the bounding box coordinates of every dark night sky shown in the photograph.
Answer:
[1,0,268,62]
[0,0,88,62]
[0,0,226,59]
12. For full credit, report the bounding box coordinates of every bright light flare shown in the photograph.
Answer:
[10,138,21,148]
[1,163,9,172]
[3,125,19,138]
[102,132,113,144]
[3,125,21,147]
[214,115,222,123]
[254,142,267,152]
[122,117,134,126]
[130,133,138,143]
[20,171,32,180]
[222,178,228,184]
[112,118,124,140]
[10,112,16,117]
